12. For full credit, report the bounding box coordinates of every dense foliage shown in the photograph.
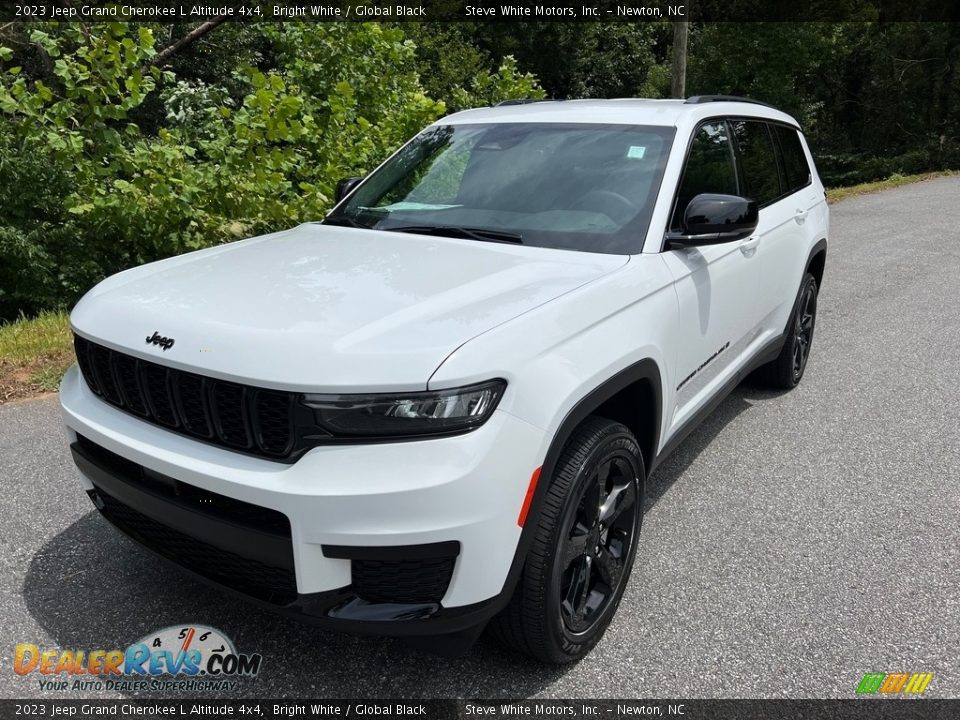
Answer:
[1,20,958,321]
[0,22,540,320]
[688,23,960,186]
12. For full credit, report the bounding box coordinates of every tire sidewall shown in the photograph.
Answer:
[788,274,818,385]
[544,430,645,657]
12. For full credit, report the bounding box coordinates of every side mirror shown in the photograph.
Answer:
[334,176,364,204]
[666,193,759,249]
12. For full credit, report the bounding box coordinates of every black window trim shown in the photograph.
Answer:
[771,121,814,198]
[659,114,810,253]
[662,116,741,246]
[729,118,784,210]
[768,122,789,197]
[729,117,813,210]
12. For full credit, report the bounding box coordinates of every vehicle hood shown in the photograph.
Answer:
[72,224,629,391]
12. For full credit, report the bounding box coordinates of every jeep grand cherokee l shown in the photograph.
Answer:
[61,96,828,663]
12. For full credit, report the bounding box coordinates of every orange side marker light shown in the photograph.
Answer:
[517,466,542,527]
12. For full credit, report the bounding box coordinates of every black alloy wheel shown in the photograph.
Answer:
[558,454,638,634]
[792,279,817,381]
[492,416,645,663]
[759,272,819,390]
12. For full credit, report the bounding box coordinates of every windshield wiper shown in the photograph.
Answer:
[323,216,371,229]
[386,225,523,244]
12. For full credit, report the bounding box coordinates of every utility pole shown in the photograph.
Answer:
[671,21,689,99]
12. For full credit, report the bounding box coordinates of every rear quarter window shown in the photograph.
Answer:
[775,125,812,194]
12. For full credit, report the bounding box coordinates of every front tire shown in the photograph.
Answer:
[492,416,645,664]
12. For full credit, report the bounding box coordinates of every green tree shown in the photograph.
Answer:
[470,23,668,99]
[687,22,960,185]
[0,21,543,320]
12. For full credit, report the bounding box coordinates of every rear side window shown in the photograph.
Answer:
[671,122,738,229]
[730,120,782,206]
[775,125,812,193]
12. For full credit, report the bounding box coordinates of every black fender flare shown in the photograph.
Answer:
[806,237,828,285]
[777,238,827,339]
[492,357,663,609]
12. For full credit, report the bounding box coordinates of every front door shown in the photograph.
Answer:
[661,121,764,432]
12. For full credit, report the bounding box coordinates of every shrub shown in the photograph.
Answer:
[0,23,543,320]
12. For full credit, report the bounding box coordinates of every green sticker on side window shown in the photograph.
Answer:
[626,145,647,159]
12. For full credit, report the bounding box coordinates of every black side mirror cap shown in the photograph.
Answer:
[334,176,364,204]
[666,193,759,249]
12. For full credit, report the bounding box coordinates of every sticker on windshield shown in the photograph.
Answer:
[626,145,647,159]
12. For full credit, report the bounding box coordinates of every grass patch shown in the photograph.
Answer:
[0,310,73,403]
[826,170,957,204]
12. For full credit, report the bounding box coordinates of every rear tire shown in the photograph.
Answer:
[491,416,645,664]
[758,272,818,390]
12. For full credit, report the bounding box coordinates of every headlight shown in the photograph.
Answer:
[301,379,506,438]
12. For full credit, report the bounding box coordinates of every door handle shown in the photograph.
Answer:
[740,235,760,256]
[794,208,808,225]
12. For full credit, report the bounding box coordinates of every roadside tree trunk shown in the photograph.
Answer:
[671,21,690,99]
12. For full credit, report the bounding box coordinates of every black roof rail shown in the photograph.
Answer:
[494,99,548,107]
[685,95,776,109]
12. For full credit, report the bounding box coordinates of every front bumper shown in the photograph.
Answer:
[59,365,546,635]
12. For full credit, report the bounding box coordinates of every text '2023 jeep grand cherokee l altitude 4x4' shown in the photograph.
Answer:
[61,96,827,664]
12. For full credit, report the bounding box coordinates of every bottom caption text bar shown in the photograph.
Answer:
[4,699,958,719]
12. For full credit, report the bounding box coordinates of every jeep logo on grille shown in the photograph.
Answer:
[145,331,175,351]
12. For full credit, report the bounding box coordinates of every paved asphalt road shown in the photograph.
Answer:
[1,178,959,701]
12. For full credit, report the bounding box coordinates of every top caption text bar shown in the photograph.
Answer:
[4,0,960,22]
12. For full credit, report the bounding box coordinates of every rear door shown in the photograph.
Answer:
[765,124,823,333]
[661,120,764,432]
[730,119,820,340]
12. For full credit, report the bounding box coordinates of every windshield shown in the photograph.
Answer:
[324,123,675,254]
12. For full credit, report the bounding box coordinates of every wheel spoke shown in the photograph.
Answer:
[563,556,593,617]
[584,471,604,525]
[599,480,636,525]
[577,557,593,609]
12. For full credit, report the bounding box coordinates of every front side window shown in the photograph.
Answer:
[325,123,675,255]
[730,120,782,206]
[670,122,738,229]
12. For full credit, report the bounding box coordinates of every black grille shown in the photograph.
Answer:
[212,382,250,448]
[91,344,123,405]
[254,391,294,455]
[352,557,456,604]
[95,487,297,604]
[174,373,212,438]
[74,335,295,459]
[143,364,178,427]
[113,353,148,416]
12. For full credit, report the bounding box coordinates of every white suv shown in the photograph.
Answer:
[60,96,828,664]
